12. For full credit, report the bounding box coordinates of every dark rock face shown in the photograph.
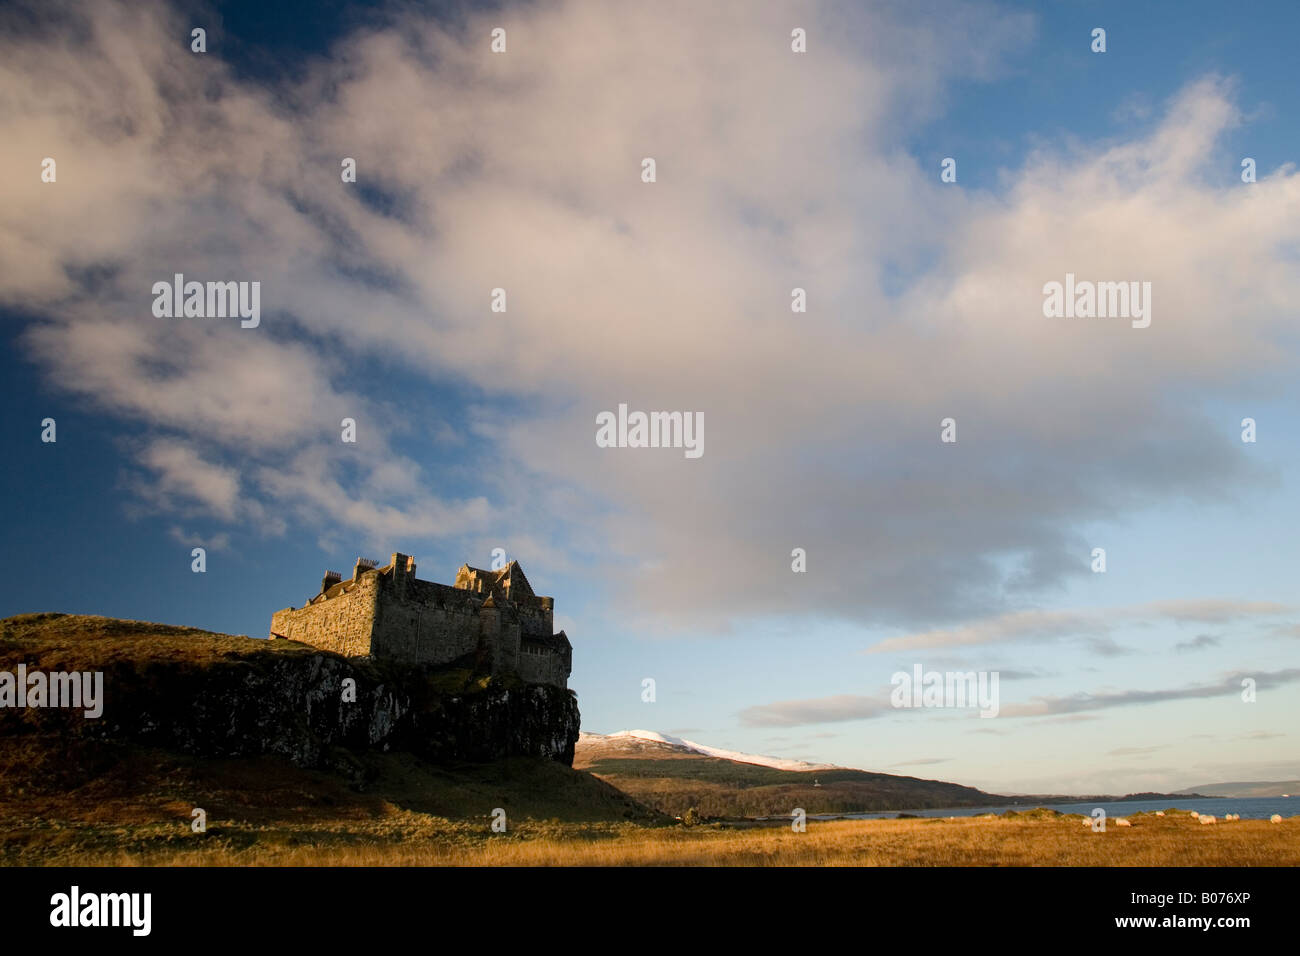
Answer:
[1,648,581,772]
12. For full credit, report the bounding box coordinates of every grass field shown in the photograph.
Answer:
[4,736,1296,867]
[7,809,1298,867]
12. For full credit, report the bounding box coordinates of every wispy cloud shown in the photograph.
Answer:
[1108,745,1167,757]
[739,668,1300,728]
[167,526,231,553]
[138,440,243,521]
[739,694,893,728]
[869,601,1292,655]
[1175,633,1221,653]
[1003,669,1300,718]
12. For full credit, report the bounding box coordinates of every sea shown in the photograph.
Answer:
[808,795,1298,821]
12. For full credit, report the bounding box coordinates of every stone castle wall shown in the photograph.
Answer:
[517,643,568,686]
[369,588,483,665]
[515,603,554,640]
[269,574,379,656]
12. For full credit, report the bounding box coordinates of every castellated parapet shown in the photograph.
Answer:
[269,554,572,689]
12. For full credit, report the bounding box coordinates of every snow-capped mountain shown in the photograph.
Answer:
[579,728,839,772]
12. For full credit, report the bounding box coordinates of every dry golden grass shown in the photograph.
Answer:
[10,811,1299,867]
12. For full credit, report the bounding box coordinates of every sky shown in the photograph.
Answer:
[1,0,1299,795]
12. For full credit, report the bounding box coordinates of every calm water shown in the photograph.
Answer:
[809,796,1298,821]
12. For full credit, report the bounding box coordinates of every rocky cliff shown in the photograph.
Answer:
[0,614,580,776]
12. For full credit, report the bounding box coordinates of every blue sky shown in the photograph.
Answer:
[2,0,1299,794]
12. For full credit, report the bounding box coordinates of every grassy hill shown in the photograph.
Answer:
[0,613,664,864]
[1175,780,1300,798]
[0,736,665,864]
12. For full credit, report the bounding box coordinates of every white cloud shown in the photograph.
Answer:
[168,525,232,553]
[739,667,1300,728]
[1,0,1298,638]
[137,439,242,520]
[870,600,1294,654]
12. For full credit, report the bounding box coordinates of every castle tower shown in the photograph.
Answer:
[389,552,415,599]
[479,593,501,673]
[477,593,523,677]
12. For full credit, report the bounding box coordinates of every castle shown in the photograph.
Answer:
[269,554,572,689]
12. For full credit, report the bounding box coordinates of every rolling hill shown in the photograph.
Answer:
[575,730,1008,817]
[1175,780,1300,798]
[593,729,839,771]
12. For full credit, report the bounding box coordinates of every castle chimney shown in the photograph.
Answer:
[321,570,342,594]
[352,556,377,582]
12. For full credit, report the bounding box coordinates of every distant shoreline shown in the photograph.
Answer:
[745,794,1296,824]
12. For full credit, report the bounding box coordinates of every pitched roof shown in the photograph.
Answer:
[460,560,536,599]
[504,560,535,598]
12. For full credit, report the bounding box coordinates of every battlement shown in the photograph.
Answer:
[270,555,571,689]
